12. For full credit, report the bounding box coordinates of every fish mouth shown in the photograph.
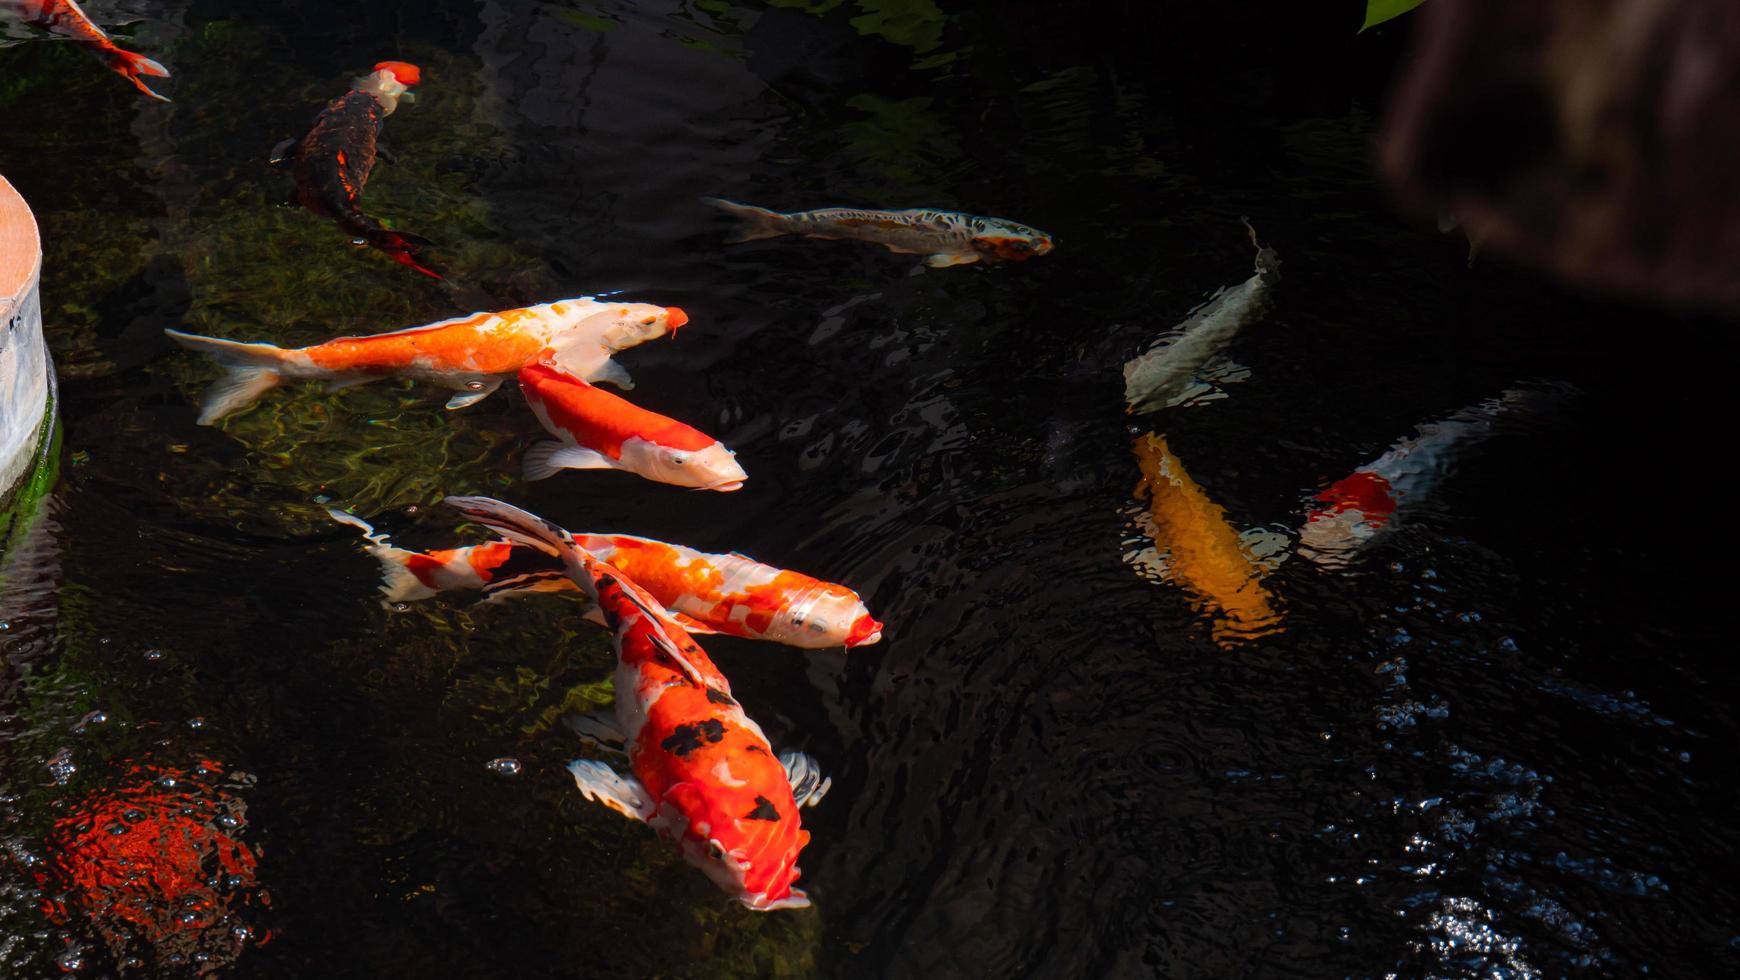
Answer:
[664,307,689,332]
[846,615,884,647]
[706,480,744,492]
[374,61,422,86]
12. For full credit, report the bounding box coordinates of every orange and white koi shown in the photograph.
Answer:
[703,198,1054,268]
[327,510,883,648]
[268,61,435,277]
[518,362,746,491]
[1,0,170,101]
[444,495,827,911]
[1124,219,1280,414]
[164,298,685,425]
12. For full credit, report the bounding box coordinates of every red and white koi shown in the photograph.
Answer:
[518,362,746,491]
[1298,387,1565,567]
[327,510,883,648]
[704,197,1054,268]
[164,298,685,424]
[1,0,170,101]
[443,495,827,912]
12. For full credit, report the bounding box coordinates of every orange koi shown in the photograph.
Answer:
[2,0,170,101]
[444,495,827,911]
[164,298,685,424]
[518,362,746,491]
[328,510,883,649]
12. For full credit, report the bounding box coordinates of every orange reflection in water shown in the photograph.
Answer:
[1129,432,1283,646]
[37,758,269,972]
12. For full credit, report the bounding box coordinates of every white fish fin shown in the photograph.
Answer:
[325,508,388,546]
[777,751,832,809]
[442,496,576,560]
[567,760,654,822]
[668,611,719,635]
[1238,526,1294,572]
[165,329,290,424]
[701,197,789,243]
[564,712,628,755]
[645,624,714,690]
[925,252,980,268]
[581,605,609,627]
[1198,355,1251,388]
[445,380,502,410]
[373,551,439,604]
[589,357,634,391]
[524,441,614,481]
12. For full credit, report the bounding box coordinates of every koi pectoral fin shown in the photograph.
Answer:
[524,441,614,481]
[567,760,654,822]
[446,380,502,410]
[668,611,719,635]
[777,751,832,809]
[565,712,628,756]
[589,357,634,391]
[269,138,298,167]
[925,252,980,268]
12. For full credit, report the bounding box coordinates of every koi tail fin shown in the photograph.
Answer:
[325,509,438,604]
[163,328,289,425]
[95,45,172,102]
[442,496,578,564]
[360,227,443,280]
[701,197,789,244]
[1241,217,1281,286]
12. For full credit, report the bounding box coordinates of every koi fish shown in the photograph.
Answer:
[1298,386,1567,568]
[1124,219,1280,414]
[1126,432,1285,646]
[703,197,1054,268]
[268,61,437,277]
[327,510,884,648]
[518,362,747,491]
[1,0,170,100]
[443,495,828,911]
[164,298,685,425]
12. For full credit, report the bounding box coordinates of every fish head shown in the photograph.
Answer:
[969,220,1054,262]
[563,303,686,354]
[1297,472,1397,566]
[777,586,882,648]
[655,441,746,492]
[357,61,422,114]
[662,765,813,911]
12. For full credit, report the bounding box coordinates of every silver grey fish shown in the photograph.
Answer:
[703,198,1054,268]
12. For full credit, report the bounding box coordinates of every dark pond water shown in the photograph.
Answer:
[3,1,1738,977]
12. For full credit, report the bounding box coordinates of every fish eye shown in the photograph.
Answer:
[670,453,689,466]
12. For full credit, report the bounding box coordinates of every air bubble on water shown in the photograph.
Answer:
[1497,636,1519,653]
[391,602,411,613]
[218,814,240,829]
[187,717,206,730]
[157,775,178,789]
[106,822,127,836]
[46,748,76,785]
[486,757,523,777]
[232,924,253,942]
[1388,562,1405,573]
[313,493,332,504]
[55,948,84,972]
[143,649,164,662]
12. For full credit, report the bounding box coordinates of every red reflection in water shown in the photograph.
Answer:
[36,758,269,972]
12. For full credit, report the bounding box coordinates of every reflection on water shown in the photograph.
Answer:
[1124,432,1282,646]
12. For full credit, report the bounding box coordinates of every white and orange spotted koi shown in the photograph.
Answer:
[327,510,883,649]
[443,495,828,912]
[163,298,685,424]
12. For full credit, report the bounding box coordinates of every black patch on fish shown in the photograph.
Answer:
[493,544,567,581]
[660,719,726,757]
[705,689,735,706]
[597,575,618,592]
[745,796,780,821]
